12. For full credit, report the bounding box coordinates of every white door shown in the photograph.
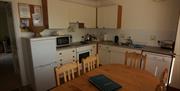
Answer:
[144,52,172,83]
[68,4,96,28]
[34,63,57,91]
[97,5,118,28]
[47,0,69,28]
[31,39,56,68]
[110,50,125,64]
[98,45,110,65]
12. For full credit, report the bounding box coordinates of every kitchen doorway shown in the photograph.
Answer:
[0,1,21,91]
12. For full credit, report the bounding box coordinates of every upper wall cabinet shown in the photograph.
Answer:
[47,0,69,29]
[97,5,122,29]
[42,0,96,29]
[68,3,96,28]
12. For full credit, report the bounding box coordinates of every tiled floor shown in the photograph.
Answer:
[0,53,21,91]
[1,53,179,91]
[167,86,180,91]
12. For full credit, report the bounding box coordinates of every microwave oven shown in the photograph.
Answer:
[56,35,72,47]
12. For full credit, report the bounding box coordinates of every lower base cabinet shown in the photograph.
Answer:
[98,45,172,84]
[110,46,141,64]
[98,44,141,65]
[98,45,111,64]
[143,52,172,84]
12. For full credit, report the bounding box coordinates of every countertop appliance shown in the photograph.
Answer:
[22,37,58,91]
[170,17,180,89]
[84,34,97,41]
[158,40,175,50]
[56,35,72,47]
[114,36,119,44]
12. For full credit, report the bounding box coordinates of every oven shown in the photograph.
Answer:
[77,50,91,63]
[77,46,93,64]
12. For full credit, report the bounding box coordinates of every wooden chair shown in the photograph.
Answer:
[156,68,168,91]
[125,51,147,70]
[55,61,80,86]
[82,54,100,73]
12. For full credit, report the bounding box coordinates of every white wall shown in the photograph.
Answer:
[102,0,180,46]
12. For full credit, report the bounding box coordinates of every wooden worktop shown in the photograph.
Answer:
[51,64,160,91]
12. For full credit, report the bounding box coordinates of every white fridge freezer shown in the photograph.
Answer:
[170,17,180,89]
[22,37,58,91]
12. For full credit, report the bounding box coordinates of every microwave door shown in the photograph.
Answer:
[56,37,70,47]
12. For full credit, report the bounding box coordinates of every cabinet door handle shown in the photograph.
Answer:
[73,56,75,58]
[72,50,75,52]
[59,53,62,55]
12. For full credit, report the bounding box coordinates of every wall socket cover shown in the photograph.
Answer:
[150,35,156,41]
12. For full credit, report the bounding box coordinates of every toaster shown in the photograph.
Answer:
[158,40,175,50]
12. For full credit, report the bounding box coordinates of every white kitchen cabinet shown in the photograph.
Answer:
[68,4,96,28]
[98,44,142,65]
[45,0,96,29]
[97,5,122,29]
[110,46,125,64]
[47,0,69,29]
[98,44,111,65]
[91,44,97,55]
[56,48,76,65]
[110,46,141,64]
[143,52,172,83]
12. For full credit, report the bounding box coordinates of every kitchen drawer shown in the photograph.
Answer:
[57,57,76,64]
[57,48,76,56]
[57,54,76,59]
[57,53,76,58]
[98,44,110,50]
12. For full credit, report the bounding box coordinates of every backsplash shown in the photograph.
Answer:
[99,29,176,47]
[21,27,176,47]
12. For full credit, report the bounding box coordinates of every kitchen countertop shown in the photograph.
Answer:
[99,41,175,56]
[56,41,97,51]
[57,41,174,56]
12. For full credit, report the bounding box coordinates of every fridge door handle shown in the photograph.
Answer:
[35,61,58,69]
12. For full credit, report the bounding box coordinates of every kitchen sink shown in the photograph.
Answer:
[132,44,145,48]
[80,41,89,44]
[120,43,144,49]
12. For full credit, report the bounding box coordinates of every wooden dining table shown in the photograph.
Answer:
[51,64,160,91]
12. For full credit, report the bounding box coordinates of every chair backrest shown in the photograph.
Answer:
[160,68,168,83]
[55,61,80,86]
[156,68,168,91]
[82,54,100,73]
[125,51,147,70]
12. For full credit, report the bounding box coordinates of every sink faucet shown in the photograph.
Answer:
[126,36,133,46]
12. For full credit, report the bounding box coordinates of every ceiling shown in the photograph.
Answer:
[60,0,116,7]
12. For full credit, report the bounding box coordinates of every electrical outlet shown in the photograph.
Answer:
[150,35,156,41]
